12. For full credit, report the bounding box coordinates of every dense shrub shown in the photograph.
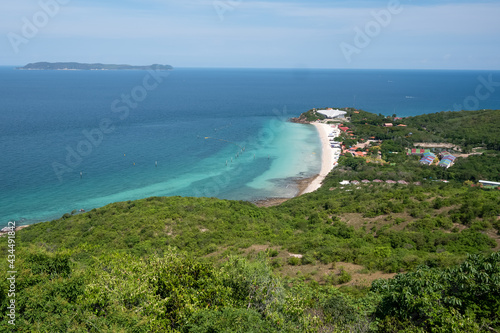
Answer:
[372,252,500,331]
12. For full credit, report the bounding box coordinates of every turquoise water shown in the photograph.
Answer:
[1,67,500,226]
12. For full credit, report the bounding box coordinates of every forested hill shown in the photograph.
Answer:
[16,62,173,70]
[404,109,500,150]
[1,109,499,332]
[340,108,500,150]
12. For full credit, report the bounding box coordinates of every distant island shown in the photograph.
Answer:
[16,62,173,71]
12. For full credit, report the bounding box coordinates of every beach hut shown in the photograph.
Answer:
[440,151,450,157]
[438,159,452,168]
[438,154,456,168]
[407,148,430,155]
[419,152,436,165]
[420,156,435,165]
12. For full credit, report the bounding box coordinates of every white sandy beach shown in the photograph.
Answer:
[302,122,338,194]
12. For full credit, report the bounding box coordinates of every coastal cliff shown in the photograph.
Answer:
[289,108,326,123]
[288,114,310,124]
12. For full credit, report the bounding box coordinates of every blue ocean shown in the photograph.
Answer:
[1,67,500,226]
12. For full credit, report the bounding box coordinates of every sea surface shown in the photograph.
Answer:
[1,67,500,226]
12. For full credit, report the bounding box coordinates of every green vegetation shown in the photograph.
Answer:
[290,109,326,123]
[403,110,500,150]
[340,109,500,182]
[346,109,500,148]
[1,109,499,331]
[372,252,500,332]
[344,108,499,147]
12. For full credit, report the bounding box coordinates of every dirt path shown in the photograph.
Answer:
[413,142,461,150]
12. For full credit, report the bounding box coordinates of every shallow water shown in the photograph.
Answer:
[1,67,499,225]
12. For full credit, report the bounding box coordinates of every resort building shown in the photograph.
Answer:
[440,151,450,157]
[438,154,456,168]
[407,148,431,155]
[410,149,456,168]
[419,152,436,165]
[479,180,500,188]
[317,109,347,119]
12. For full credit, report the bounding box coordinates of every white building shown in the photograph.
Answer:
[317,109,347,119]
[479,180,500,187]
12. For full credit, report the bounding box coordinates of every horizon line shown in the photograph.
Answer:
[2,64,500,71]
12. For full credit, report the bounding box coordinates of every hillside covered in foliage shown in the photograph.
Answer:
[1,109,499,332]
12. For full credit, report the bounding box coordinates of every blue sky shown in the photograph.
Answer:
[1,0,500,69]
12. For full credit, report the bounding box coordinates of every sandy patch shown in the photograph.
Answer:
[302,123,337,194]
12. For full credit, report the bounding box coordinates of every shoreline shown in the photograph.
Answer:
[5,122,339,221]
[253,175,317,207]
[255,121,341,207]
[301,122,338,194]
